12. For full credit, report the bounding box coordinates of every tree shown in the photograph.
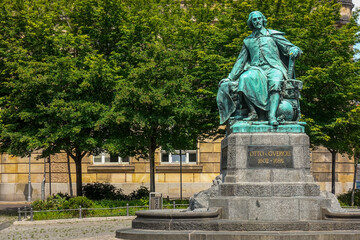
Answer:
[103,0,226,192]
[105,0,360,192]
[336,107,360,205]
[222,0,360,194]
[298,10,360,194]
[1,0,359,195]
[0,0,116,196]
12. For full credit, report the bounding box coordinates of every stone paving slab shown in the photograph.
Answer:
[0,216,134,240]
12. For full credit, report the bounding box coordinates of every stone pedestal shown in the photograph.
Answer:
[208,132,332,221]
[116,130,360,239]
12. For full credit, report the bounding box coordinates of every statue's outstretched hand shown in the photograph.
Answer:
[289,47,300,59]
[218,78,230,87]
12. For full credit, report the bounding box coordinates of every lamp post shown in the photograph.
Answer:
[41,157,46,200]
[48,156,52,196]
[180,150,183,201]
[27,152,31,202]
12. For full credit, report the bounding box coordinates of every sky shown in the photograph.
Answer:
[355,0,360,11]
[353,0,360,58]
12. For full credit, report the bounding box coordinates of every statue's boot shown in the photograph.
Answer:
[269,92,280,126]
[257,109,267,121]
[243,98,258,121]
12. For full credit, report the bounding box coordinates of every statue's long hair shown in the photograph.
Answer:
[247,11,267,30]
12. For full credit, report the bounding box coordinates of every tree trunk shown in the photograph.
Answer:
[67,153,73,197]
[48,156,52,195]
[148,132,157,193]
[68,150,86,197]
[74,155,83,196]
[149,145,156,193]
[331,150,337,194]
[351,153,359,206]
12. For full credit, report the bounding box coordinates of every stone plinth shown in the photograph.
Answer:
[229,121,305,133]
[220,132,311,183]
[116,131,358,239]
[208,132,332,221]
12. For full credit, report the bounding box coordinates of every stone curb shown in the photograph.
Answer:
[14,216,135,225]
[0,201,29,205]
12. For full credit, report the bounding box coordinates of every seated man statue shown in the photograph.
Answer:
[217,11,302,126]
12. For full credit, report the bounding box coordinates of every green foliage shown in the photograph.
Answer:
[0,0,118,196]
[32,194,93,211]
[68,196,94,209]
[0,0,359,193]
[93,199,137,208]
[33,211,75,221]
[32,194,70,211]
[128,186,150,200]
[82,183,126,200]
[82,183,149,200]
[337,190,360,206]
[32,196,189,220]
[335,106,360,157]
[32,195,94,219]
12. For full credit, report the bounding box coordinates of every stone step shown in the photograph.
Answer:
[116,228,360,240]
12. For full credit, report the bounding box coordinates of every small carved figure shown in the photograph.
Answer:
[217,11,302,126]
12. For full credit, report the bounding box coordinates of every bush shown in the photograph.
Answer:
[129,186,150,200]
[32,193,69,210]
[32,196,94,219]
[82,183,150,200]
[337,190,360,206]
[68,196,94,217]
[82,182,126,200]
[32,195,189,220]
[54,192,71,200]
[68,196,94,209]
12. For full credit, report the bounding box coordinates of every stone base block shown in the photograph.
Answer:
[219,182,320,197]
[117,228,360,240]
[220,132,313,185]
[208,196,331,221]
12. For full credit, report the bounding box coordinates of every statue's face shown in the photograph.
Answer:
[251,13,263,30]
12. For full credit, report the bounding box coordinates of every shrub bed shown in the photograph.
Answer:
[30,184,189,220]
[337,190,360,206]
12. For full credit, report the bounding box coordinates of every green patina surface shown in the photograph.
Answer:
[230,121,305,133]
[217,11,304,130]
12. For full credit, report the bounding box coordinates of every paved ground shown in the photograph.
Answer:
[0,213,134,240]
[0,202,134,239]
[0,202,28,211]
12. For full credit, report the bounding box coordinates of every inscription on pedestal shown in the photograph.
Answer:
[248,146,293,168]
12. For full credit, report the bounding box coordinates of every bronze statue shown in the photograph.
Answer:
[217,11,302,126]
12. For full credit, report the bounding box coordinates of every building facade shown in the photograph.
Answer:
[0,140,356,201]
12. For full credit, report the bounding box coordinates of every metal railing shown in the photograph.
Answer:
[17,201,189,221]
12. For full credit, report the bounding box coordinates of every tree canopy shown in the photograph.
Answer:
[0,0,117,195]
[0,0,359,194]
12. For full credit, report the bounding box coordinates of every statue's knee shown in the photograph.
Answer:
[269,80,283,92]
[239,73,250,82]
[219,81,229,90]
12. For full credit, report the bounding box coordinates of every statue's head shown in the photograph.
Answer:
[247,11,267,30]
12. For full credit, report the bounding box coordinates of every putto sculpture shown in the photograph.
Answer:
[217,11,303,127]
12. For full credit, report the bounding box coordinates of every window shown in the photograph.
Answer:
[93,153,129,164]
[161,150,197,164]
